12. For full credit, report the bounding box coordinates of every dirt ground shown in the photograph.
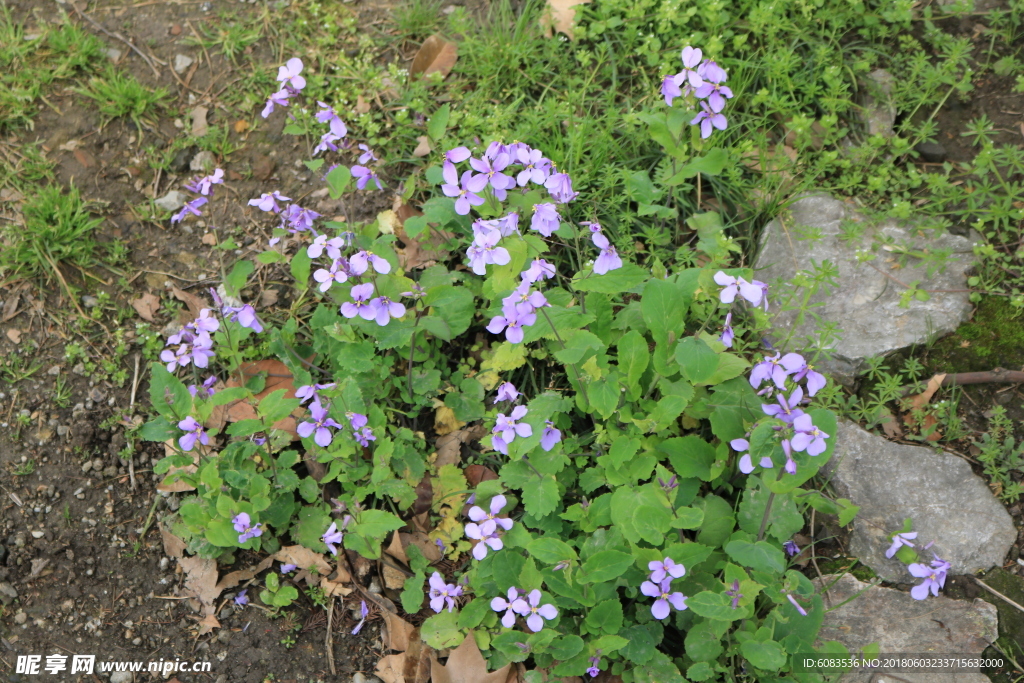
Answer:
[0,0,1023,680]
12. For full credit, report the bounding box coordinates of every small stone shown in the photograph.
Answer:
[103,465,118,478]
[0,582,18,605]
[14,612,27,624]
[81,460,93,473]
[104,47,122,61]
[81,295,100,308]
[30,531,44,539]
[47,365,61,376]
[92,458,104,471]
[110,671,134,683]
[252,155,276,181]
[173,54,194,74]
[132,637,142,646]
[190,150,215,172]
[170,24,182,35]
[351,674,383,683]
[72,364,86,377]
[154,190,186,212]
[914,141,947,163]
[219,605,233,619]
[860,68,896,138]
[170,146,194,172]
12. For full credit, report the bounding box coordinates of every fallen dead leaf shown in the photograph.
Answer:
[28,558,50,578]
[540,0,591,39]
[2,292,20,321]
[253,155,276,181]
[234,119,250,133]
[376,654,408,683]
[131,292,161,322]
[158,439,204,492]
[355,94,371,114]
[196,613,220,636]
[0,187,23,202]
[73,149,97,168]
[381,610,416,652]
[905,373,946,413]
[412,475,433,516]
[259,288,279,307]
[413,135,432,157]
[382,563,407,590]
[273,544,334,576]
[464,464,499,487]
[160,522,187,558]
[404,629,433,683]
[410,34,458,80]
[205,359,306,438]
[431,631,510,683]
[191,105,209,137]
[434,404,465,437]
[435,424,489,468]
[320,574,353,597]
[400,531,442,563]
[201,232,217,246]
[215,556,274,592]
[393,206,453,271]
[879,411,903,439]
[178,555,220,610]
[384,532,409,565]
[170,284,207,319]
[6,328,21,344]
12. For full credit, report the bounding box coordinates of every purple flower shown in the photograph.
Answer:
[661,75,683,106]
[516,147,551,186]
[733,437,775,474]
[511,590,558,632]
[695,79,734,113]
[522,258,556,284]
[502,282,549,317]
[698,59,728,84]
[659,475,678,492]
[428,572,462,612]
[492,405,532,454]
[529,202,561,237]
[224,304,263,333]
[170,196,207,223]
[340,283,377,320]
[248,191,290,214]
[189,169,224,196]
[786,593,808,616]
[467,495,513,535]
[177,416,208,452]
[276,57,305,90]
[351,600,368,635]
[280,563,297,573]
[470,153,515,196]
[591,232,623,274]
[346,412,375,446]
[358,144,378,165]
[467,229,511,275]
[690,100,728,139]
[648,558,686,583]
[322,521,343,555]
[295,382,336,406]
[235,589,249,606]
[884,531,918,559]
[494,382,519,403]
[328,115,348,138]
[725,580,743,609]
[351,165,383,191]
[762,386,805,424]
[232,512,263,543]
[314,258,351,292]
[486,310,536,345]
[444,146,470,164]
[350,250,391,275]
[586,657,601,678]
[315,101,338,124]
[297,400,342,447]
[781,438,797,475]
[540,421,562,452]
[465,521,504,560]
[261,88,292,118]
[678,46,705,89]
[282,204,321,233]
[640,579,688,620]
[714,271,763,306]
[188,375,217,399]
[490,587,521,628]
[314,132,342,155]
[720,312,734,348]
[544,172,578,203]
[784,540,800,557]
[442,167,487,215]
[780,353,827,396]
[791,413,829,455]
[750,352,790,390]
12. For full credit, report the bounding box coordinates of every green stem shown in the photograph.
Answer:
[756,491,775,542]
[539,307,590,407]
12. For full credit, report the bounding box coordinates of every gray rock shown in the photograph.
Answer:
[190,150,215,172]
[815,573,996,683]
[860,68,896,138]
[824,421,1015,582]
[170,146,196,174]
[351,674,383,683]
[82,295,100,308]
[14,611,27,624]
[154,190,186,212]
[755,193,976,383]
[914,141,947,163]
[104,47,122,61]
[0,581,17,605]
[173,54,194,74]
[110,671,134,683]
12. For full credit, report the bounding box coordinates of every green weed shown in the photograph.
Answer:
[184,14,263,64]
[73,67,168,128]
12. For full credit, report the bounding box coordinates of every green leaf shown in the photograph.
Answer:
[687,591,745,621]
[549,635,583,660]
[283,123,305,135]
[696,495,736,547]
[631,651,685,683]
[527,537,577,565]
[672,506,704,529]
[425,285,476,337]
[740,639,787,670]
[553,329,605,365]
[290,249,311,288]
[291,505,332,553]
[701,352,751,385]
[587,371,620,419]
[585,599,624,635]
[606,437,640,469]
[421,610,464,649]
[664,148,731,185]
[739,482,804,542]
[838,498,860,526]
[642,278,687,344]
[675,337,718,384]
[687,661,715,681]
[620,622,663,664]
[521,474,560,518]
[326,164,352,198]
[140,416,178,442]
[304,159,324,172]
[572,263,648,293]
[457,596,492,629]
[633,504,672,545]
[578,550,633,584]
[427,103,450,141]
[724,540,786,574]
[617,330,650,392]
[258,389,301,425]
[685,619,725,661]
[659,435,715,481]
[149,362,192,420]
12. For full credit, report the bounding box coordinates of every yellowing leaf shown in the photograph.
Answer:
[434,404,466,437]
[410,34,458,79]
[541,0,592,39]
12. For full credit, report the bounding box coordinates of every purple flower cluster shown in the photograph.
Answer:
[262,58,306,118]
[490,587,558,632]
[177,416,209,452]
[714,271,767,310]
[171,168,224,224]
[428,571,463,612]
[464,494,514,560]
[313,101,349,155]
[296,400,375,450]
[584,221,623,275]
[232,512,263,544]
[321,515,351,556]
[339,282,406,327]
[188,375,217,399]
[161,309,219,372]
[641,558,688,620]
[661,46,734,139]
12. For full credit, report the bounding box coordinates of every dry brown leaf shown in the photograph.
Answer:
[507,663,526,683]
[320,575,353,597]
[381,610,416,652]
[234,119,250,133]
[410,511,431,534]
[197,613,220,636]
[435,424,489,468]
[412,476,433,516]
[178,555,220,608]
[376,653,408,683]
[465,464,499,487]
[540,0,591,39]
[393,207,452,271]
[132,292,161,322]
[215,556,274,592]
[382,563,407,590]
[206,359,305,438]
[413,135,432,157]
[259,288,279,307]
[355,94,371,115]
[191,105,209,138]
[6,328,21,344]
[880,411,903,439]
[922,413,943,442]
[431,632,510,683]
[906,373,946,413]
[434,405,465,437]
[403,629,433,683]
[201,232,218,246]
[410,34,458,79]
[160,522,187,558]
[273,545,334,576]
[400,531,442,563]
[2,292,20,321]
[384,532,409,565]
[170,284,206,319]
[157,439,204,492]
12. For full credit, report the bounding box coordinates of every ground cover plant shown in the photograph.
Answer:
[1,0,1024,679]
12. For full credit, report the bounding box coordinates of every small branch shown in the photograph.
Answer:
[899,368,1024,396]
[974,577,1024,615]
[325,596,336,676]
[127,354,141,491]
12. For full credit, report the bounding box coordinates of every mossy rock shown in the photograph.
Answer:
[926,297,1024,374]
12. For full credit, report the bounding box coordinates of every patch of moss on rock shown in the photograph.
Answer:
[926,297,1024,374]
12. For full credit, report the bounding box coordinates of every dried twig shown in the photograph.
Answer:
[127,354,141,490]
[899,368,1024,396]
[326,596,336,676]
[69,2,161,77]
[974,577,1024,615]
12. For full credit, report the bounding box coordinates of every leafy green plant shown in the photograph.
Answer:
[260,572,300,610]
[73,66,168,128]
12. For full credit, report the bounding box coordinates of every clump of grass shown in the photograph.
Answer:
[73,66,168,128]
[0,183,102,281]
[392,0,447,39]
[183,14,263,64]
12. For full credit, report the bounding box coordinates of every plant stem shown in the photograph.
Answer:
[539,307,589,406]
[756,491,775,542]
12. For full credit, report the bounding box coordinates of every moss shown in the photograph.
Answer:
[925,297,1024,374]
[814,558,877,583]
[976,568,1024,682]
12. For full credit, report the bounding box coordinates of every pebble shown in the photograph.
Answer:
[30,531,44,539]
[47,365,61,376]
[57,425,69,437]
[154,190,186,212]
[14,612,27,624]
[104,47,122,61]
[914,140,947,163]
[82,461,92,473]
[82,295,100,308]
[110,672,133,683]
[132,637,142,646]
[170,24,182,35]
[351,673,382,683]
[173,54,194,74]
[190,150,215,172]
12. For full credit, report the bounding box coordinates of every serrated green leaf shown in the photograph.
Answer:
[578,550,633,584]
[724,539,786,574]
[572,263,648,293]
[585,599,623,635]
[740,639,787,670]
